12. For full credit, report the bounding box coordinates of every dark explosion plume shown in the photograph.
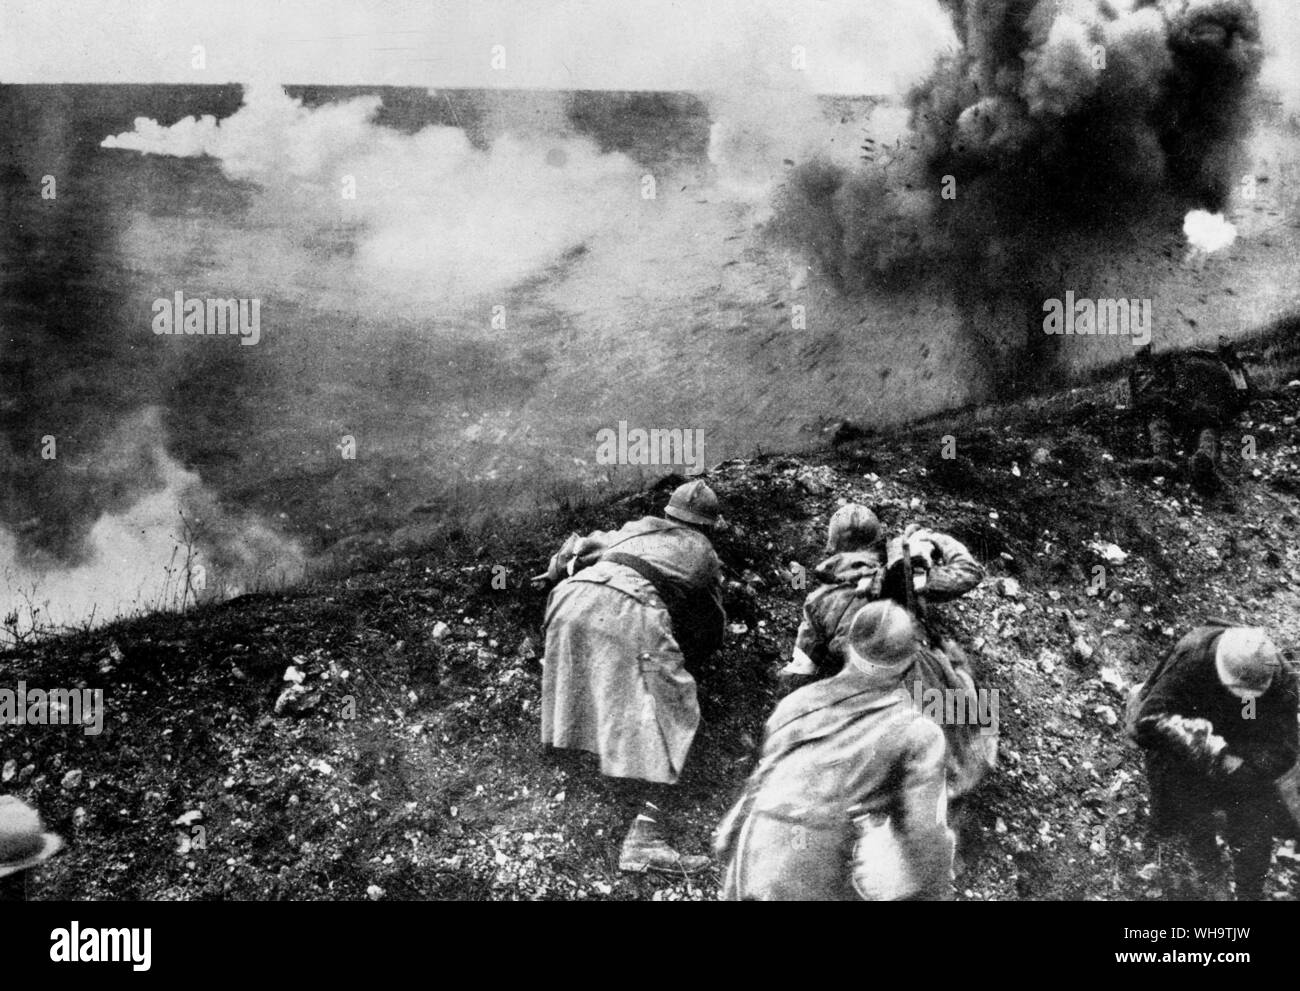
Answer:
[773,0,1264,386]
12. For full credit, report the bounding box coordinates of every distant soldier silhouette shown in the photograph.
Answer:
[0,796,63,902]
[1130,338,1253,493]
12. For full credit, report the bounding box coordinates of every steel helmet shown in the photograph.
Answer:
[845,600,920,677]
[665,480,720,527]
[0,796,64,879]
[1214,627,1281,700]
[826,504,881,553]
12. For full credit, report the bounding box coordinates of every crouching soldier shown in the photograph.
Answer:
[716,600,954,900]
[780,509,982,680]
[1128,623,1299,900]
[1130,337,1253,493]
[0,796,64,901]
[538,480,726,873]
[778,504,885,682]
[780,506,993,802]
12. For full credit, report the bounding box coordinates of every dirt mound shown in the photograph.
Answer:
[5,329,1300,900]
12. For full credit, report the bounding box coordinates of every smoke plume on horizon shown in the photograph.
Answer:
[773,0,1269,300]
[1,408,304,642]
[102,83,643,308]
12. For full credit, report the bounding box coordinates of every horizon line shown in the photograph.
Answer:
[0,80,894,97]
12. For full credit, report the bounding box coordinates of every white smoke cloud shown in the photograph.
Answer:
[701,1,954,208]
[103,84,641,305]
[1,409,303,642]
[706,76,838,205]
[1256,0,1300,118]
[95,3,963,300]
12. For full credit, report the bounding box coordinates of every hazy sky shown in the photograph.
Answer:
[0,0,956,93]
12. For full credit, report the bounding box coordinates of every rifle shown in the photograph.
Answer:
[878,538,919,617]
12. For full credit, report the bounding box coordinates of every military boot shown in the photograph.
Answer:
[618,812,710,875]
[1190,428,1221,494]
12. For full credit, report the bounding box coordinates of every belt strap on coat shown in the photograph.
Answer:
[602,551,689,629]
[601,550,719,664]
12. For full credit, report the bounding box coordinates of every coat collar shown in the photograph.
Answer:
[630,516,699,537]
[767,665,910,739]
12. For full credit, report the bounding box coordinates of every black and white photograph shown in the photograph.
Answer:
[2,0,1299,959]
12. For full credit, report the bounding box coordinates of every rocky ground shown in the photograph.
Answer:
[5,321,1300,901]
